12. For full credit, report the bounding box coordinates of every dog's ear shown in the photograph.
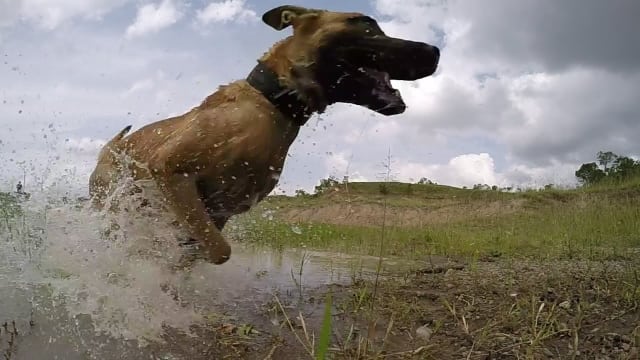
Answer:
[262,5,321,30]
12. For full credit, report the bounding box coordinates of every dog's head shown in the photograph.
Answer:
[261,5,440,116]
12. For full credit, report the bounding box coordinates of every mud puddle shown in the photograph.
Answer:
[2,202,429,360]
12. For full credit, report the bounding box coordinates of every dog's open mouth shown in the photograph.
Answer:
[355,66,405,115]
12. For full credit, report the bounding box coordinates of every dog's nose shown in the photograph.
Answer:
[432,46,440,59]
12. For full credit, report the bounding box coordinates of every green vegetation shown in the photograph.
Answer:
[229,158,639,358]
[575,151,640,186]
[232,176,639,262]
[0,192,23,220]
[225,151,639,359]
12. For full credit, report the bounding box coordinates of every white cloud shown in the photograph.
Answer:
[122,78,156,97]
[325,152,350,175]
[64,137,106,154]
[0,0,20,28]
[391,153,577,189]
[501,162,579,189]
[323,152,367,182]
[121,70,171,99]
[0,0,132,30]
[125,0,184,39]
[395,153,498,187]
[196,0,257,25]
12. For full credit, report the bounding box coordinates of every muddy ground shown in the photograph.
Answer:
[144,257,640,359]
[6,255,636,360]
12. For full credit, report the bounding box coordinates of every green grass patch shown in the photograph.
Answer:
[233,191,640,261]
[0,191,23,219]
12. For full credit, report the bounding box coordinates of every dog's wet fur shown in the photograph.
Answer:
[89,5,440,265]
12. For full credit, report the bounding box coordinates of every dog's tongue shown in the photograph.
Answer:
[360,67,405,114]
[362,67,400,98]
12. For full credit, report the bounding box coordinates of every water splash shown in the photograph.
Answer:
[26,181,204,343]
[1,180,372,351]
[0,171,424,360]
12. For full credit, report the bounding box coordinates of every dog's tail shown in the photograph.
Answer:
[111,125,132,143]
[99,125,132,156]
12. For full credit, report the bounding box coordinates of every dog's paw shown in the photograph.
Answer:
[181,236,231,265]
[204,240,232,265]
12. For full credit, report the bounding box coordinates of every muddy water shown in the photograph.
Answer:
[0,196,421,359]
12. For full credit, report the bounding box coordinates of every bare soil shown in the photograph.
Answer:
[69,257,638,359]
[168,261,640,359]
[4,254,638,360]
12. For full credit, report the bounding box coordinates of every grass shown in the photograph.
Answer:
[222,177,640,358]
[316,290,333,360]
[232,186,639,262]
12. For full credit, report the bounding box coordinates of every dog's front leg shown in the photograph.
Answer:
[159,174,231,264]
[148,161,231,265]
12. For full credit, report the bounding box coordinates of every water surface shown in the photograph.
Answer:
[0,195,421,359]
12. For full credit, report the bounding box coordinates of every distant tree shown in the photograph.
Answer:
[314,176,340,195]
[544,184,554,190]
[295,189,309,197]
[610,156,640,180]
[575,162,606,185]
[473,183,490,190]
[417,177,432,185]
[378,183,390,195]
[491,185,499,191]
[577,151,640,185]
[597,151,618,175]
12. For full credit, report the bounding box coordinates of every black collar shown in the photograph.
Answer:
[246,61,312,126]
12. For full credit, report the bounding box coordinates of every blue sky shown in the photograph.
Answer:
[1,0,639,197]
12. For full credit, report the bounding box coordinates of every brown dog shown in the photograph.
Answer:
[89,5,440,265]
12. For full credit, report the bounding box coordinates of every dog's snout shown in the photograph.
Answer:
[432,45,440,59]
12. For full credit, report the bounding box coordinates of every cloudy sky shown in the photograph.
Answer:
[1,0,638,197]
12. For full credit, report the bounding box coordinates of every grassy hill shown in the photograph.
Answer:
[230,179,640,261]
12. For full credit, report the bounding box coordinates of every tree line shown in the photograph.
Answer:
[575,151,640,185]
